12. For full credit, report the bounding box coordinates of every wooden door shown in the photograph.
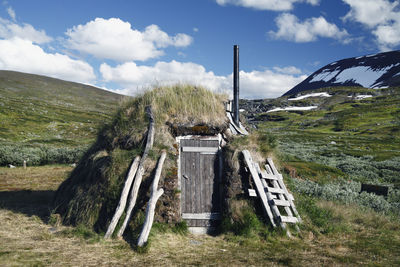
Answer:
[180,138,221,227]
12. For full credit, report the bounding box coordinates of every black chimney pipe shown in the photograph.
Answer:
[233,45,239,125]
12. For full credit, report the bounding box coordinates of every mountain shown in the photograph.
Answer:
[0,70,125,147]
[284,50,400,96]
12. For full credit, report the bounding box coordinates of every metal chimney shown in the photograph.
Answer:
[233,45,239,125]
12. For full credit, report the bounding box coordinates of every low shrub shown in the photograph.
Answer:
[279,140,400,186]
[0,143,86,166]
[290,178,400,216]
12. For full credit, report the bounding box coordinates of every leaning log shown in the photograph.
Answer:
[104,156,141,239]
[137,151,166,247]
[117,106,155,237]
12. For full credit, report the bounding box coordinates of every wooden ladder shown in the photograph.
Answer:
[242,150,301,237]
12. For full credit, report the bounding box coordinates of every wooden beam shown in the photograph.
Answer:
[227,112,248,136]
[280,216,299,224]
[260,171,279,180]
[248,189,257,197]
[104,156,141,239]
[182,147,219,153]
[137,151,166,247]
[265,187,285,194]
[266,157,279,175]
[242,150,276,227]
[181,212,221,220]
[272,199,290,207]
[118,106,155,238]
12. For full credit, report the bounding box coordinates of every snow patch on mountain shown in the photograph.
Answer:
[310,69,340,83]
[267,106,318,113]
[283,51,400,97]
[334,66,393,88]
[348,95,373,100]
[288,92,331,101]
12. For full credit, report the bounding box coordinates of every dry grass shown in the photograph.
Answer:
[109,84,228,147]
[138,84,228,126]
[1,166,400,266]
[0,165,72,191]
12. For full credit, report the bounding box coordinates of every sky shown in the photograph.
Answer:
[0,0,399,99]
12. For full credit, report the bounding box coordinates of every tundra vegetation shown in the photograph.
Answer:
[0,81,399,266]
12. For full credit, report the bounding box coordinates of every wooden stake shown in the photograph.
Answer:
[104,156,140,239]
[137,151,166,247]
[117,106,155,237]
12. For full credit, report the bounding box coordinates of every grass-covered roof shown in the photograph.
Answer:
[53,85,228,232]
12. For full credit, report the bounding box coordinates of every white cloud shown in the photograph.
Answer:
[373,21,400,50]
[0,37,95,83]
[273,66,302,75]
[342,0,397,28]
[100,60,305,99]
[342,0,400,50]
[237,69,307,98]
[65,18,193,61]
[0,17,52,44]
[100,60,229,93]
[216,0,319,11]
[269,13,349,42]
[7,6,15,21]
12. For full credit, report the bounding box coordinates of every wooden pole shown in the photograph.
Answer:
[137,151,166,247]
[117,106,155,237]
[233,45,240,125]
[104,156,141,239]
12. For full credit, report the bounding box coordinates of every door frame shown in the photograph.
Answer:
[176,134,223,226]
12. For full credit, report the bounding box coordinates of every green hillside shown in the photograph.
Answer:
[0,70,125,165]
[246,87,400,215]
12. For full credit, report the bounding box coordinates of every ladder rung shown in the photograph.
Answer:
[272,199,290,207]
[280,216,298,224]
[260,170,279,180]
[265,187,285,194]
[261,174,279,180]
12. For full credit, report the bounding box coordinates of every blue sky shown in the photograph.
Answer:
[0,0,399,98]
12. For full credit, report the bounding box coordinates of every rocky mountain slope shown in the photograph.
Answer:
[284,50,400,96]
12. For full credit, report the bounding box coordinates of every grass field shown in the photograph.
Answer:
[1,82,400,265]
[0,165,399,266]
[0,71,125,167]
